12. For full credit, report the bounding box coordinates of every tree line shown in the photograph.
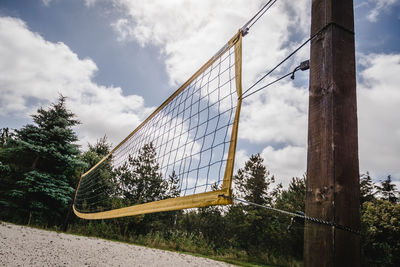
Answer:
[0,97,399,266]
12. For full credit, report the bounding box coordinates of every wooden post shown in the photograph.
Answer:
[304,0,360,266]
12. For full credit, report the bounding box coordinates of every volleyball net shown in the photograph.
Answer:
[73,30,243,219]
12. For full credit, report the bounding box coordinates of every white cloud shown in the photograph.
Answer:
[101,0,312,178]
[112,18,134,42]
[87,0,400,186]
[237,52,400,186]
[41,0,52,6]
[107,0,310,88]
[84,0,98,7]
[235,149,249,171]
[261,145,307,186]
[0,16,153,147]
[4,1,398,191]
[367,0,399,22]
[0,0,397,201]
[233,146,306,187]
[90,0,311,187]
[358,53,400,179]
[239,80,308,146]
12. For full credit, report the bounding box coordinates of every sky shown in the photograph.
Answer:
[0,0,399,188]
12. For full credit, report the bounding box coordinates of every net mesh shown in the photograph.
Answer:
[73,31,242,218]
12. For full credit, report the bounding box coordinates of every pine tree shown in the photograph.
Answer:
[166,170,180,198]
[79,135,115,211]
[376,175,399,203]
[231,153,276,253]
[0,96,85,225]
[112,143,181,235]
[0,127,10,148]
[233,153,274,205]
[82,135,111,170]
[0,128,17,218]
[360,172,376,205]
[274,176,306,259]
[275,175,306,212]
[113,142,167,205]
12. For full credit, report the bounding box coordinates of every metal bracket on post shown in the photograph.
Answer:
[291,59,310,80]
[299,60,310,71]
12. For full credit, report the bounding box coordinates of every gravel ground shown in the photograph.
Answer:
[0,222,234,267]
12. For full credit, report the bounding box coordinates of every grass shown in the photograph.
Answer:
[67,226,278,267]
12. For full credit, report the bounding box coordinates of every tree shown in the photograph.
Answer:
[76,135,115,212]
[0,96,85,225]
[274,176,306,259]
[230,154,278,254]
[0,128,10,148]
[0,128,17,218]
[82,135,111,170]
[111,143,185,235]
[275,175,306,212]
[376,175,399,203]
[113,142,167,205]
[361,199,400,266]
[233,153,274,205]
[360,172,376,205]
[166,170,180,198]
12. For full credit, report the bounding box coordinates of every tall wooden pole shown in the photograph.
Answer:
[305,0,360,266]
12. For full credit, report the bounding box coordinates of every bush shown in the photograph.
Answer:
[361,199,400,266]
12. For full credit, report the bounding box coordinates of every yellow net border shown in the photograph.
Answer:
[73,30,242,219]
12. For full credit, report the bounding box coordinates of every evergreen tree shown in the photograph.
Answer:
[0,128,17,218]
[166,170,180,198]
[112,143,181,235]
[360,172,376,205]
[78,135,115,212]
[0,96,85,225]
[0,128,10,148]
[275,175,306,212]
[274,176,306,259]
[82,135,111,170]
[230,154,277,254]
[361,199,400,266]
[113,142,167,205]
[376,175,399,203]
[233,153,274,205]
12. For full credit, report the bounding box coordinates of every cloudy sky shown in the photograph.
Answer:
[0,0,399,187]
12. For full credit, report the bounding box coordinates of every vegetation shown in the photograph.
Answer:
[0,98,399,266]
[360,174,400,266]
[0,96,85,226]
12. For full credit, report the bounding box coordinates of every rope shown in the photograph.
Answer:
[241,0,279,36]
[240,60,309,100]
[241,37,311,98]
[239,21,353,100]
[241,72,292,100]
[228,196,361,235]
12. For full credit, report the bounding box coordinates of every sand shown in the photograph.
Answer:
[0,222,234,267]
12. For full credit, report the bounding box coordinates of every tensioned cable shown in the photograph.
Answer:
[241,72,292,100]
[227,196,361,235]
[241,0,278,35]
[240,38,310,99]
[233,21,360,234]
[240,22,353,100]
[241,59,310,100]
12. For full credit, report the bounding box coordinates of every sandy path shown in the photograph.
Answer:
[0,222,234,267]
